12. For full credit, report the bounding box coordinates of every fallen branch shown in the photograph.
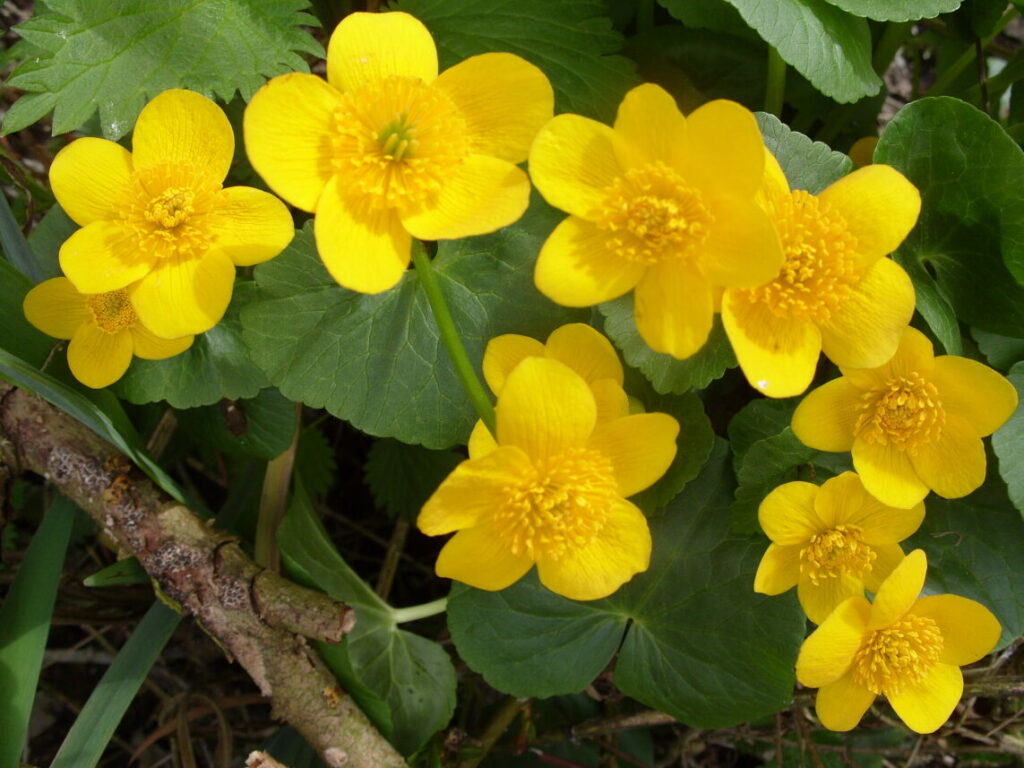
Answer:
[0,381,407,768]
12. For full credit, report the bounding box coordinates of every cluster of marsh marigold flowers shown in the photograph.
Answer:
[25,89,294,388]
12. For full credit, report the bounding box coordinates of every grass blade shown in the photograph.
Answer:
[50,601,181,768]
[0,188,42,283]
[0,495,76,768]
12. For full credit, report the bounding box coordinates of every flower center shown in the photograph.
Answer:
[123,164,216,260]
[87,289,137,333]
[493,448,618,561]
[596,162,713,267]
[852,614,943,695]
[332,76,469,210]
[854,372,945,454]
[799,524,876,586]
[743,191,859,322]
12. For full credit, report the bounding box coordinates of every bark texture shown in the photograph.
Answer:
[0,381,407,768]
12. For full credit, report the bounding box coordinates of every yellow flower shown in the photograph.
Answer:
[793,327,1019,508]
[243,11,553,294]
[50,89,294,339]
[418,357,679,600]
[528,83,783,359]
[848,136,879,168]
[23,277,193,389]
[722,153,920,398]
[796,549,1000,733]
[754,472,924,624]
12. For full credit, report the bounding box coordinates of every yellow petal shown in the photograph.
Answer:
[818,164,921,267]
[760,150,791,205]
[799,573,865,625]
[529,114,622,220]
[483,334,546,395]
[129,251,235,338]
[815,673,877,732]
[467,419,498,459]
[852,440,929,510]
[722,290,822,398]
[132,89,234,184]
[587,412,679,497]
[534,216,646,306]
[868,548,926,630]
[327,11,437,92]
[862,542,905,593]
[758,481,822,546]
[911,595,1001,666]
[753,543,801,595]
[844,323,935,391]
[910,414,987,500]
[315,178,411,294]
[791,378,861,452]
[545,323,623,386]
[418,446,532,535]
[888,662,962,734]
[612,83,687,170]
[129,325,194,360]
[496,357,596,462]
[400,155,530,241]
[435,523,533,591]
[591,378,630,423]
[815,471,924,544]
[819,258,915,369]
[796,596,871,688]
[208,186,295,266]
[702,194,784,288]
[67,324,133,389]
[812,471,868,529]
[49,138,133,226]
[59,221,156,294]
[434,53,553,163]
[244,73,342,212]
[932,355,1019,437]
[536,498,651,600]
[678,99,764,199]
[23,277,89,339]
[634,262,713,359]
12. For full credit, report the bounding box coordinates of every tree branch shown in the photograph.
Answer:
[0,381,406,768]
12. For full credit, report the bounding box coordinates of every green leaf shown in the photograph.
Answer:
[972,328,1024,371]
[448,443,805,726]
[992,362,1024,514]
[657,0,756,38]
[392,0,638,122]
[278,485,456,755]
[113,281,270,408]
[907,486,1024,648]
[0,495,76,767]
[82,556,150,587]
[876,97,1024,336]
[178,387,297,460]
[631,391,715,513]
[819,0,961,21]
[720,0,881,103]
[25,202,75,281]
[0,258,53,368]
[4,0,321,138]
[51,602,181,768]
[899,260,963,355]
[756,112,854,193]
[599,302,736,395]
[363,439,462,522]
[242,208,583,449]
[295,426,337,498]
[0,184,43,282]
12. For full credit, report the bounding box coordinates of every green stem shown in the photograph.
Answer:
[411,244,497,436]
[929,7,1019,98]
[391,597,448,624]
[872,21,911,75]
[254,402,302,570]
[764,48,787,116]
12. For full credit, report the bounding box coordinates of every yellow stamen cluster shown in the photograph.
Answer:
[123,165,215,260]
[493,448,617,560]
[746,191,859,322]
[87,289,138,333]
[799,525,876,586]
[597,162,713,266]
[855,372,945,454]
[852,614,943,695]
[332,76,469,210]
